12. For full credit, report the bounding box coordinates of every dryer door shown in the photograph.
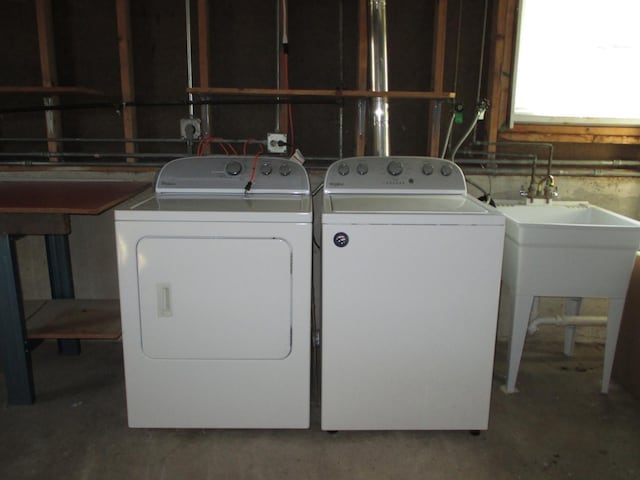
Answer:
[136,236,292,360]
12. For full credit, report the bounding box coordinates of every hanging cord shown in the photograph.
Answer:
[244,142,265,193]
[281,0,295,154]
[472,0,490,144]
[440,109,457,158]
[282,52,295,154]
[441,0,463,159]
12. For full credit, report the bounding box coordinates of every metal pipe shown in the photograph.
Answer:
[275,0,281,131]
[528,315,607,335]
[185,0,194,117]
[454,155,640,167]
[0,152,181,159]
[1,137,187,143]
[472,140,554,172]
[338,0,344,159]
[0,160,167,168]
[369,0,390,156]
[0,137,267,145]
[0,162,635,179]
[461,166,640,177]
[455,152,538,161]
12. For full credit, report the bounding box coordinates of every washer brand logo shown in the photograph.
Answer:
[333,232,349,248]
[329,182,344,187]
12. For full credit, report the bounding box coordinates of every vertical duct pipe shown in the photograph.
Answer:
[185,0,194,118]
[369,0,390,156]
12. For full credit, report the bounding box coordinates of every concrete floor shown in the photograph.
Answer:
[1,337,639,480]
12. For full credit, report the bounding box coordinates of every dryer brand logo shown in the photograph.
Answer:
[333,232,349,248]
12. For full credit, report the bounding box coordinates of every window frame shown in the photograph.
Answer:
[486,0,640,146]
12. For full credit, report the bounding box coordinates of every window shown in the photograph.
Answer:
[511,0,640,126]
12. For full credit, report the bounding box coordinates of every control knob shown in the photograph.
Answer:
[225,160,242,176]
[387,160,403,176]
[337,163,350,176]
[279,162,292,176]
[356,162,369,175]
[440,164,453,177]
[422,163,434,176]
[260,161,273,175]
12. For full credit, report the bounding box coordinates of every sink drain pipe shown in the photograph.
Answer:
[527,315,607,335]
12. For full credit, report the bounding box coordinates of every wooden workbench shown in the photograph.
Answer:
[0,180,149,405]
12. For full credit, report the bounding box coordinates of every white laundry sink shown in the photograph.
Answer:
[498,201,640,297]
[496,201,640,394]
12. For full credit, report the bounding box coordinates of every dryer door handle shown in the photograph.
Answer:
[157,283,173,317]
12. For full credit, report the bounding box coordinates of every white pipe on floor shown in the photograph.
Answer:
[528,315,607,335]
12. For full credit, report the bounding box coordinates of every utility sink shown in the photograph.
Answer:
[495,201,640,394]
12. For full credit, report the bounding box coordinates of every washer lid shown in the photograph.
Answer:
[328,194,488,214]
[322,193,504,225]
[155,155,310,195]
[116,193,312,222]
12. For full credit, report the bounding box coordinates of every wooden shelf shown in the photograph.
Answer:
[188,87,456,101]
[25,299,121,340]
[0,86,104,96]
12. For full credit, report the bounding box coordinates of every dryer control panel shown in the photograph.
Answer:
[156,155,309,195]
[324,156,466,195]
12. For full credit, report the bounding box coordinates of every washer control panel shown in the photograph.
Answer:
[324,156,466,195]
[156,155,309,194]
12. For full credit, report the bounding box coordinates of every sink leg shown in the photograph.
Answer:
[563,297,582,357]
[602,297,625,394]
[502,293,535,394]
[563,326,577,357]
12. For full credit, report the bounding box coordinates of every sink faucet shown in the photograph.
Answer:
[520,175,558,203]
[538,175,558,203]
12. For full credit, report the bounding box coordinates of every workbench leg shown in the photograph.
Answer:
[45,234,81,355]
[0,234,35,404]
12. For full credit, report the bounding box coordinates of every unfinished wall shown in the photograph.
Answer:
[1,1,639,346]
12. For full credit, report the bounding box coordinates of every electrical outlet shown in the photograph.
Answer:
[180,118,201,140]
[267,133,287,153]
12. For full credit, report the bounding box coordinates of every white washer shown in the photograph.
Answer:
[115,155,311,428]
[321,156,505,431]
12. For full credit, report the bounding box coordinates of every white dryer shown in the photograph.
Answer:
[115,155,311,428]
[321,156,505,431]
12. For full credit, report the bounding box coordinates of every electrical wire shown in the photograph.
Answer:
[282,52,295,154]
[244,142,265,192]
[473,0,490,144]
[280,0,295,155]
[311,181,323,250]
[197,136,241,156]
